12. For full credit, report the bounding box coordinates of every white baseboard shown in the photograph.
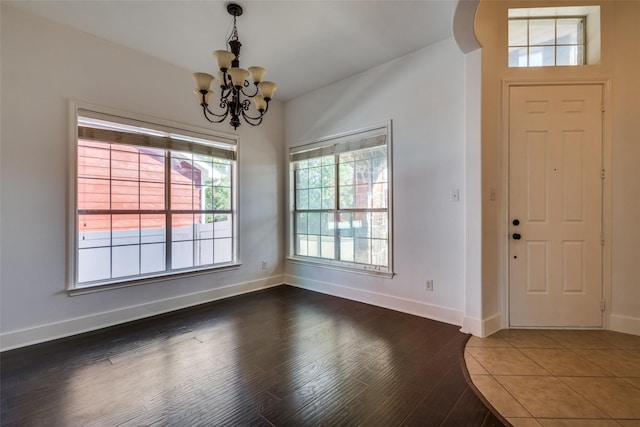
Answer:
[285,274,463,327]
[609,313,640,336]
[0,275,285,352]
[461,313,502,337]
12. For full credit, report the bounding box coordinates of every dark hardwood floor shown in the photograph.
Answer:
[1,285,507,426]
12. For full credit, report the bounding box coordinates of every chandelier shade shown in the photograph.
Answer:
[193,3,277,130]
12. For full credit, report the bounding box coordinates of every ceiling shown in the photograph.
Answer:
[6,0,458,101]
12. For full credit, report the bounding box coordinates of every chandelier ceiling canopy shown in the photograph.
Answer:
[193,3,277,130]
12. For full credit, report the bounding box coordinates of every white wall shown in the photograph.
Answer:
[0,5,285,350]
[284,38,471,326]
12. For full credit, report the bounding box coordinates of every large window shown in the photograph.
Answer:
[509,16,586,67]
[289,124,392,275]
[72,109,238,290]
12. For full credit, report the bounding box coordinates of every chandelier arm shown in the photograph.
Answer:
[240,109,265,126]
[201,105,228,124]
[240,102,268,122]
[240,83,259,98]
[203,98,230,119]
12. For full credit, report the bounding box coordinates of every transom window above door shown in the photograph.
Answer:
[509,17,586,67]
[507,6,601,68]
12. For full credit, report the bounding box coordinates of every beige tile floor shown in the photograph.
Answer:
[464,329,640,427]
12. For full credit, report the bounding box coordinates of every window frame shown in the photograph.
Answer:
[508,16,587,68]
[68,102,240,294]
[287,122,394,277]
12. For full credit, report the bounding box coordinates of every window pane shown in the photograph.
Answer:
[372,183,387,209]
[529,46,555,66]
[78,214,110,249]
[321,165,334,187]
[296,168,309,189]
[141,243,165,274]
[306,235,320,257]
[509,19,528,46]
[321,187,335,210]
[354,237,370,264]
[195,238,213,266]
[78,247,110,283]
[296,234,308,256]
[308,212,321,235]
[78,178,110,210]
[111,146,140,181]
[170,183,194,210]
[320,236,335,259]
[338,212,353,237]
[339,185,354,209]
[372,239,388,267]
[140,214,165,244]
[213,215,232,238]
[195,221,213,240]
[509,47,528,67]
[354,184,370,208]
[112,214,139,246]
[354,159,371,184]
[211,161,231,186]
[172,241,193,269]
[112,180,139,210]
[296,189,309,210]
[354,212,370,238]
[529,19,555,45]
[296,212,308,235]
[211,186,231,211]
[339,236,354,262]
[308,188,322,210]
[172,214,194,241]
[78,142,110,179]
[112,245,140,278]
[338,161,354,186]
[557,18,583,44]
[371,212,388,239]
[321,212,334,236]
[557,45,584,66]
[308,166,322,188]
[214,238,233,263]
[139,149,165,183]
[140,182,165,210]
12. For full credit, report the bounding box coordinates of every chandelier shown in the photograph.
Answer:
[193,3,277,130]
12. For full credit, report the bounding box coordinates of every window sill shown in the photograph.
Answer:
[286,257,394,279]
[68,263,242,296]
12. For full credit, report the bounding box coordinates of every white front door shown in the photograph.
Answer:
[509,84,603,327]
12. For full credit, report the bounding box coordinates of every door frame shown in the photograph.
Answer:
[500,79,612,329]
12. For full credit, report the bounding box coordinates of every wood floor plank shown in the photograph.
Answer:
[0,285,506,426]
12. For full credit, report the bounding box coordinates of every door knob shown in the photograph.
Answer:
[512,233,521,240]
[513,219,520,226]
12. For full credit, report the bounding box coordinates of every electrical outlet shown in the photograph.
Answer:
[425,280,434,292]
[261,261,267,270]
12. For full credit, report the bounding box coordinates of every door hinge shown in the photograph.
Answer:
[601,300,606,311]
[602,103,605,113]
[601,232,605,245]
[601,168,605,179]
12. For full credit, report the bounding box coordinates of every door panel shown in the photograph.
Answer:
[509,84,603,327]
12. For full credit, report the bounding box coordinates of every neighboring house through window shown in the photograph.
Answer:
[72,107,238,291]
[289,123,393,276]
